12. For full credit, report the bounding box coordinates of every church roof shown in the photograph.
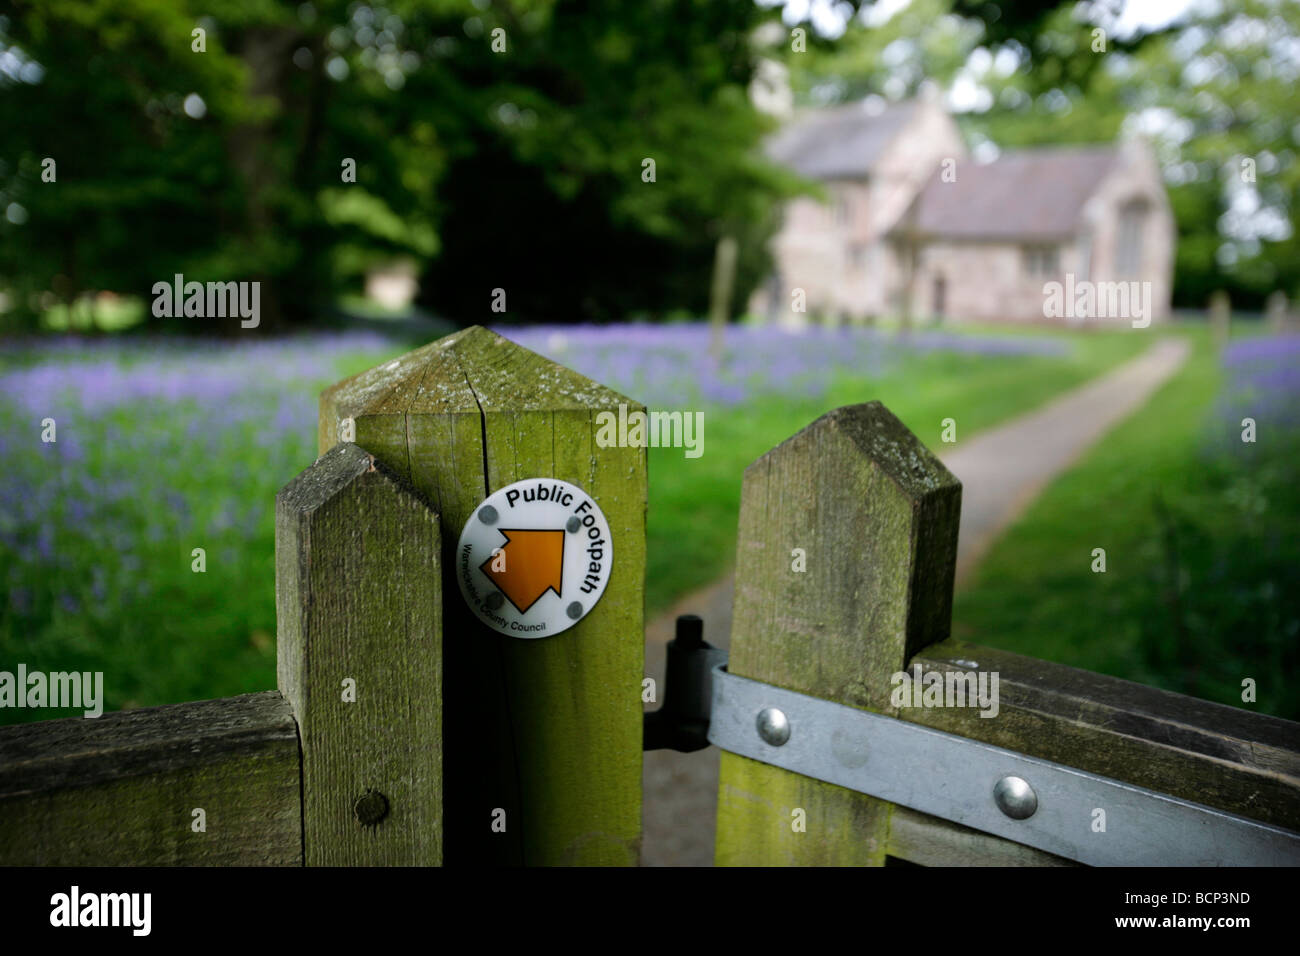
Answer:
[896,146,1119,240]
[765,99,919,180]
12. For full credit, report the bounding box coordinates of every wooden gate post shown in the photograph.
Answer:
[277,442,443,865]
[319,326,646,865]
[715,402,961,865]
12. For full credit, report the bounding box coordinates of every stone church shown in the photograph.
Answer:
[748,96,1175,326]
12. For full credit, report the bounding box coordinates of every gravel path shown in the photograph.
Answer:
[640,337,1191,866]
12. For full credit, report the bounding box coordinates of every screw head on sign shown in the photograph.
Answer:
[993,775,1037,820]
[457,477,613,639]
[756,707,791,747]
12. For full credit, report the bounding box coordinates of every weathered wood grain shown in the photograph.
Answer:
[277,442,442,865]
[0,691,300,866]
[715,402,962,865]
[320,326,645,865]
[908,640,1300,833]
[887,805,1075,867]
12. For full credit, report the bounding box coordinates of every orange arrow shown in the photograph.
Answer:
[481,529,565,614]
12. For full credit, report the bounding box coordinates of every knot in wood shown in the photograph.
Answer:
[353,789,390,827]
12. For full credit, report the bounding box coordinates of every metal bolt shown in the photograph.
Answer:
[756,707,791,747]
[566,515,581,533]
[674,614,704,650]
[478,505,498,525]
[993,775,1037,820]
[484,592,504,611]
[354,789,390,827]
[566,601,583,620]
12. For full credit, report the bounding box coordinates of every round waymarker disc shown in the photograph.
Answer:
[456,477,613,639]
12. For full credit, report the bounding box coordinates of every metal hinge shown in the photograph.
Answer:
[644,615,1300,867]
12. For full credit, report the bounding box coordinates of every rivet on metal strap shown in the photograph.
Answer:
[993,775,1037,820]
[756,707,791,746]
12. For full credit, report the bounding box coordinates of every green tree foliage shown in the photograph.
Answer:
[791,0,1298,310]
[1141,0,1300,308]
[6,0,1289,327]
[406,0,802,322]
[0,0,808,330]
[0,1,247,328]
[788,0,983,104]
[0,0,451,330]
[966,1,1298,308]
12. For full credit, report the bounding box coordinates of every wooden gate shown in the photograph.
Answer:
[1,326,1296,866]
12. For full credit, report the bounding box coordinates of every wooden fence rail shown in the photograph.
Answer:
[1,327,1296,867]
[0,692,300,866]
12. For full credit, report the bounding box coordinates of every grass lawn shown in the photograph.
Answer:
[0,322,1148,723]
[954,325,1300,719]
[644,328,1146,614]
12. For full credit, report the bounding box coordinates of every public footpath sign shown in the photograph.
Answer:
[456,477,613,638]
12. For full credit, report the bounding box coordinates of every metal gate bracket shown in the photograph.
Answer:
[708,665,1300,867]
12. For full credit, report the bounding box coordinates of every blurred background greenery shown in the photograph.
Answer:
[2,0,1297,329]
[0,0,1297,724]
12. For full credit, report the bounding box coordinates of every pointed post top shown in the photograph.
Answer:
[322,325,639,421]
[750,401,960,502]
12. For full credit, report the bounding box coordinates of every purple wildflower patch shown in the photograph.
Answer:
[493,322,1069,408]
[1216,333,1300,435]
[0,332,404,713]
